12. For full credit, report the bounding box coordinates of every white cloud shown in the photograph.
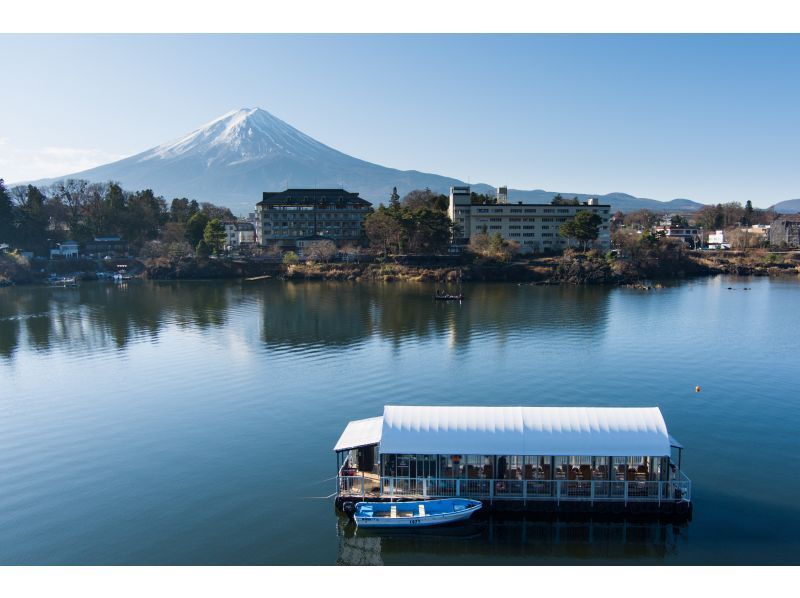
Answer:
[0,138,126,184]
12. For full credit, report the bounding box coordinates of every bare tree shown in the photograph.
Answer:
[365,209,406,256]
[305,240,337,263]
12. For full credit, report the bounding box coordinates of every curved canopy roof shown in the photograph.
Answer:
[376,406,672,457]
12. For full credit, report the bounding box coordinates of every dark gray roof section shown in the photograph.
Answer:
[258,188,371,208]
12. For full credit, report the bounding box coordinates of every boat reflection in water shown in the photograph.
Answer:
[336,513,688,565]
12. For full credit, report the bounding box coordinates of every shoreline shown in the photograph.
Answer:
[3,251,799,288]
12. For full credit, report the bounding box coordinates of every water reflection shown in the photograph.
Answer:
[336,514,687,565]
[1,281,612,360]
[258,281,611,350]
[0,282,233,359]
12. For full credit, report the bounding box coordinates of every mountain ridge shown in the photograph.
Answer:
[770,198,800,213]
[20,107,710,214]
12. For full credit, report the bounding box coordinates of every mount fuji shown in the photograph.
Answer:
[24,108,705,214]
[26,108,484,213]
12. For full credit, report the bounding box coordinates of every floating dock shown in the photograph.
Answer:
[334,405,692,519]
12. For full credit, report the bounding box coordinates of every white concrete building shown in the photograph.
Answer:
[49,240,80,259]
[654,225,700,247]
[449,186,611,253]
[223,222,256,250]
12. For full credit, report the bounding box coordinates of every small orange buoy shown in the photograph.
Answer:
[695,386,701,393]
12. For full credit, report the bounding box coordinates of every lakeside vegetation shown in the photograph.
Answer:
[2,177,799,287]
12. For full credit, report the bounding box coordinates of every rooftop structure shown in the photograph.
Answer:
[334,405,691,516]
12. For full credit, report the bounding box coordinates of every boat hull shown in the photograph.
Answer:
[354,499,482,528]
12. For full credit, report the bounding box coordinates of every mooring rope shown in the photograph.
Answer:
[299,492,337,500]
[300,475,338,487]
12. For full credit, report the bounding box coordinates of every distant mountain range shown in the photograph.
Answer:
[14,107,754,215]
[770,199,800,213]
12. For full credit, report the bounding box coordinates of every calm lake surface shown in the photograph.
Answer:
[1,275,799,565]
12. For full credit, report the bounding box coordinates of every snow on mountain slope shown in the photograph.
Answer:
[142,108,339,164]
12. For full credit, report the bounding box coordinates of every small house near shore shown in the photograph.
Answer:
[334,405,691,516]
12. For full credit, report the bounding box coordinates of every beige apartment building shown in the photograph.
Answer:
[448,186,611,253]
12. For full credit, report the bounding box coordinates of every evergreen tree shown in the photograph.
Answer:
[559,211,603,251]
[203,218,226,254]
[170,197,191,223]
[744,200,754,225]
[0,179,14,243]
[16,185,50,255]
[186,212,210,247]
[389,187,400,209]
[195,239,211,258]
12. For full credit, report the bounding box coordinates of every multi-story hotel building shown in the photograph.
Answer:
[255,188,372,248]
[448,186,611,253]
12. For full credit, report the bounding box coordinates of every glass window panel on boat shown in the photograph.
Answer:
[496,455,524,479]
[610,456,666,481]
[464,455,494,479]
[523,456,548,479]
[379,453,675,482]
[381,454,438,478]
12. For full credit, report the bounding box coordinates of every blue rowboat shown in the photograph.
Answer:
[353,498,482,528]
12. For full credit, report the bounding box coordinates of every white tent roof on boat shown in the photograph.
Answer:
[333,416,384,452]
[334,406,673,457]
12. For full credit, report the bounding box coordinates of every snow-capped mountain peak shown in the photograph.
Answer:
[142,107,332,164]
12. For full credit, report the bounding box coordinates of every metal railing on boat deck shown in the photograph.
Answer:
[337,474,381,496]
[338,475,691,504]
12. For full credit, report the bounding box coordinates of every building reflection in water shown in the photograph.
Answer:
[335,513,687,565]
[1,280,613,360]
[258,281,612,351]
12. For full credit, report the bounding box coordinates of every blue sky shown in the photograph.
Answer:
[0,34,798,207]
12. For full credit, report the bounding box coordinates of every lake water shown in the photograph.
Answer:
[1,275,799,565]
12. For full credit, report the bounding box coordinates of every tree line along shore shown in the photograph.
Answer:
[1,178,799,287]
